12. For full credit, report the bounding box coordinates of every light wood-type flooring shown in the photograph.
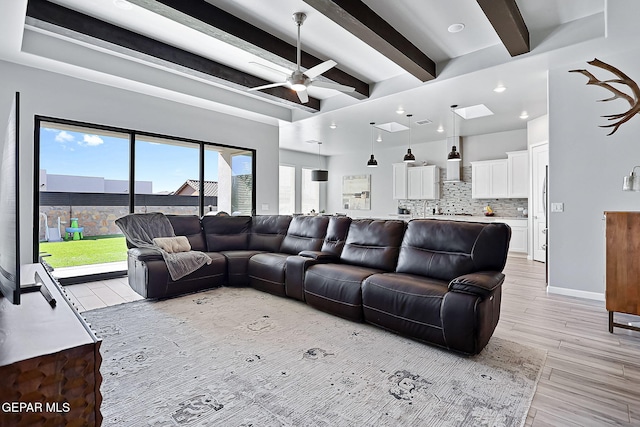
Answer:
[65,257,640,426]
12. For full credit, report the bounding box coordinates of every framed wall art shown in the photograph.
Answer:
[342,174,370,210]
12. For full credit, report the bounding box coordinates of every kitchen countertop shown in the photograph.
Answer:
[379,214,528,223]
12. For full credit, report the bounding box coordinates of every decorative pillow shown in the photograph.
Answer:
[152,236,192,253]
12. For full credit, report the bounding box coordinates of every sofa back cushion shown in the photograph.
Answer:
[396,219,511,281]
[340,219,406,270]
[280,216,329,254]
[249,215,292,252]
[320,216,352,256]
[202,216,251,251]
[167,215,206,251]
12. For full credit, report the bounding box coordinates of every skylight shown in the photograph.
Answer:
[374,122,409,132]
[454,104,494,120]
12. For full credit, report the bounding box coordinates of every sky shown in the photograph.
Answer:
[40,127,252,193]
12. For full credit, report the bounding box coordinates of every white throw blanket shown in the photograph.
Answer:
[115,213,211,281]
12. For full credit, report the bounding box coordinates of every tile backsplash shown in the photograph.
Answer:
[398,166,527,217]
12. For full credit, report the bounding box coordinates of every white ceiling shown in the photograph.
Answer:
[0,0,606,155]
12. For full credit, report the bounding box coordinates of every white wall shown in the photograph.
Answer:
[547,0,640,299]
[0,60,279,264]
[549,49,640,298]
[326,129,527,218]
[279,149,328,212]
[527,114,549,146]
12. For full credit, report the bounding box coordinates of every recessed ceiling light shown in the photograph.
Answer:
[396,107,405,115]
[493,85,507,93]
[436,126,444,133]
[329,123,337,129]
[519,111,529,119]
[448,23,465,33]
[113,0,133,10]
[376,134,383,142]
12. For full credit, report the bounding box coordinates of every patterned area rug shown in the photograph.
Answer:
[85,287,546,427]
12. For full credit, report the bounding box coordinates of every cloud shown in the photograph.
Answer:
[55,131,75,143]
[80,134,104,146]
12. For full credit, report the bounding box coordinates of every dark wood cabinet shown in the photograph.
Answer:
[605,211,640,333]
[0,264,102,426]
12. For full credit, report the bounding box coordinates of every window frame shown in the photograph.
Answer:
[33,115,256,263]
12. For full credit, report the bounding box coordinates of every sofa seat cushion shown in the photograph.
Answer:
[304,263,383,321]
[128,252,227,299]
[362,273,449,348]
[220,250,264,286]
[248,253,290,296]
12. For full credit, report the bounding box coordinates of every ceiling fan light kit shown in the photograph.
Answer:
[247,12,355,104]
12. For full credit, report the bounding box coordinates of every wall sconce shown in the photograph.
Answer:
[622,166,640,191]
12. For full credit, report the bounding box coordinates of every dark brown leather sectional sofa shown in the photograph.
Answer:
[123,214,511,355]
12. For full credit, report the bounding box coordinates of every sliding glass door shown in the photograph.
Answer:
[38,121,130,279]
[36,118,256,281]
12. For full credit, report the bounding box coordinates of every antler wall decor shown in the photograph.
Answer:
[569,58,640,135]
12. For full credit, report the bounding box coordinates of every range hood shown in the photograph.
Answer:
[445,136,462,182]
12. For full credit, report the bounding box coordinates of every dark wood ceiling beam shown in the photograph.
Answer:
[26,0,320,112]
[476,0,530,56]
[149,0,369,100]
[302,0,436,82]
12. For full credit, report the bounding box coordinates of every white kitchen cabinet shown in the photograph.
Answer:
[507,150,529,198]
[392,162,408,199]
[471,159,508,198]
[501,219,528,254]
[407,165,440,200]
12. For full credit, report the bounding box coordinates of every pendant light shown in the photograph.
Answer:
[447,105,461,162]
[403,114,416,163]
[367,122,378,167]
[311,141,328,181]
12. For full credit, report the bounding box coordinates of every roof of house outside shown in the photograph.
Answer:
[175,179,218,196]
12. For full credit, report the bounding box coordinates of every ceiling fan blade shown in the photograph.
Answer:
[305,60,337,78]
[247,82,288,91]
[309,80,355,92]
[296,89,309,103]
[249,61,291,77]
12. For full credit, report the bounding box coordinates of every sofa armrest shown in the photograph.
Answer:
[298,250,340,262]
[129,247,163,262]
[448,272,505,299]
[285,254,337,301]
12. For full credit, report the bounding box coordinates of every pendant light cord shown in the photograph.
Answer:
[407,114,413,149]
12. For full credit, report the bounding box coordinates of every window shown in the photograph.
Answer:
[301,168,319,214]
[36,117,256,281]
[205,146,254,215]
[135,135,199,215]
[279,165,295,214]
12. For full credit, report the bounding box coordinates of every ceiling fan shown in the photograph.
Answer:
[247,12,355,103]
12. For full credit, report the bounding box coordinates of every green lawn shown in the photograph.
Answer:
[39,235,128,268]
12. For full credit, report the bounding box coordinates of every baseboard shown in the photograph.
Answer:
[547,286,605,301]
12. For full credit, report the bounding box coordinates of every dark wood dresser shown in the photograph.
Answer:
[0,264,102,426]
[605,211,640,333]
